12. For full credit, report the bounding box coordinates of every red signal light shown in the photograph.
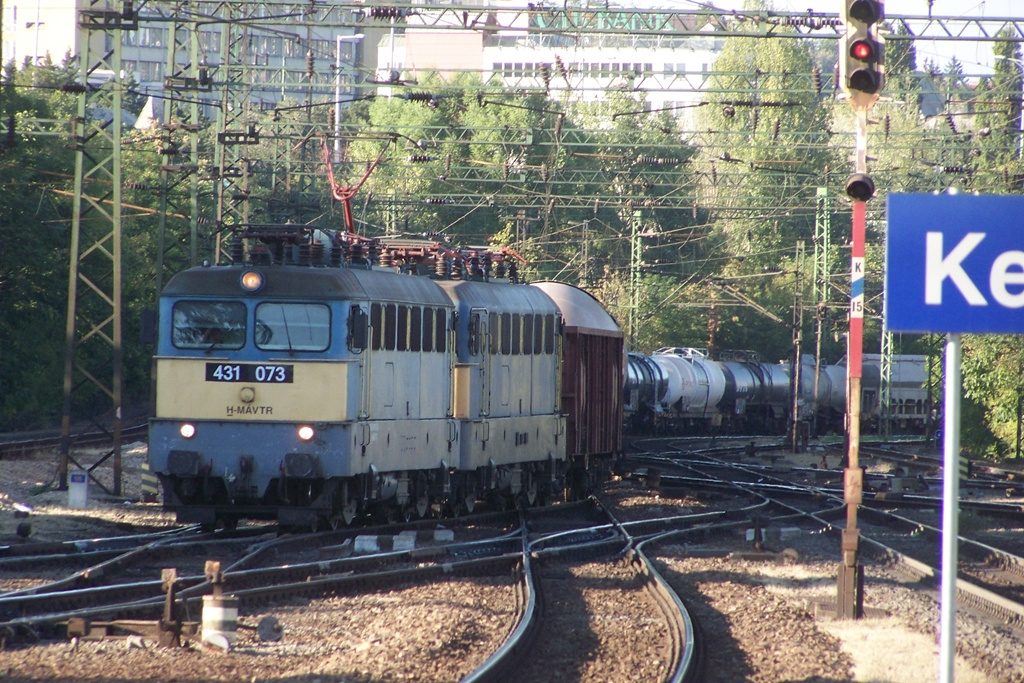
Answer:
[850,40,875,61]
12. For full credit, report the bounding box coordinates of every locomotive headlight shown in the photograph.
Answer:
[297,425,315,441]
[240,270,264,293]
[180,423,196,439]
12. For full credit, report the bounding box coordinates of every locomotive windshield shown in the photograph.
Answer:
[255,302,331,352]
[172,301,247,350]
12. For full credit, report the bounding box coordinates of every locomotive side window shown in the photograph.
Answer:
[349,305,368,351]
[533,314,543,354]
[469,311,481,356]
[397,305,409,351]
[512,315,522,355]
[545,314,555,354]
[172,301,246,350]
[435,307,447,352]
[410,307,422,352]
[422,307,434,352]
[384,304,397,351]
[489,313,499,355]
[523,315,534,355]
[501,313,511,355]
[371,303,383,350]
[254,303,330,351]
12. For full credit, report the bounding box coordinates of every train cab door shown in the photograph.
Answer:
[470,308,490,418]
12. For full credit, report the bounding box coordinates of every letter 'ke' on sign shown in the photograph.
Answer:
[885,194,1024,334]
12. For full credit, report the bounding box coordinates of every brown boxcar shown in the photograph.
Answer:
[532,282,623,459]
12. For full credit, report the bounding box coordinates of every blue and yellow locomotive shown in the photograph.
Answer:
[149,226,623,528]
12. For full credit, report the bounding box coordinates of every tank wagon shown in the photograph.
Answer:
[625,346,929,435]
[148,226,623,529]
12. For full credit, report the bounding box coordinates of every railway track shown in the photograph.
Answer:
[0,496,716,682]
[0,424,149,461]
[631,441,1024,632]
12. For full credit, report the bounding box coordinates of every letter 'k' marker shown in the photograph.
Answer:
[925,232,987,306]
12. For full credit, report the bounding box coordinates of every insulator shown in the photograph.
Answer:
[425,198,451,205]
[810,66,822,95]
[402,92,434,102]
[540,163,548,181]
[407,154,433,163]
[198,67,210,86]
[298,242,313,266]
[722,105,735,118]
[751,108,759,132]
[306,50,314,76]
[230,237,244,263]
[378,249,393,267]
[946,114,957,134]
[711,164,718,185]
[539,63,551,89]
[884,114,891,140]
[508,261,519,284]
[435,254,448,278]
[370,6,406,18]
[503,163,510,181]
[943,165,967,174]
[450,258,463,279]
[367,241,378,265]
[771,118,780,142]
[554,55,568,80]
[496,261,507,279]
[331,242,344,267]
[349,243,363,265]
[310,241,324,265]
[445,154,451,173]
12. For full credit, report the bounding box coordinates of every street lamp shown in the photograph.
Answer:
[335,34,365,163]
[993,55,1024,159]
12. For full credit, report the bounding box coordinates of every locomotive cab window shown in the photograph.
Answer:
[255,303,330,351]
[172,301,246,349]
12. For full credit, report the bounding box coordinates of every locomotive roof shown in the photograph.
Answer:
[162,264,452,306]
[531,281,622,336]
[435,279,559,313]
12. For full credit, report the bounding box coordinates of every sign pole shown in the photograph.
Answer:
[939,333,961,683]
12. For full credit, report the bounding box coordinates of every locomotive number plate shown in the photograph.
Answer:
[206,363,293,383]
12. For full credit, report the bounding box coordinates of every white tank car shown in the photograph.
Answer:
[653,348,728,422]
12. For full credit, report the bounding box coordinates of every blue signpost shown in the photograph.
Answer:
[886,193,1024,683]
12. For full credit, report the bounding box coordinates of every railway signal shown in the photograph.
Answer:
[840,0,885,110]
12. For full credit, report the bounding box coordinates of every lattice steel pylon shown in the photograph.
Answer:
[811,187,831,436]
[157,13,208,278]
[60,0,133,494]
